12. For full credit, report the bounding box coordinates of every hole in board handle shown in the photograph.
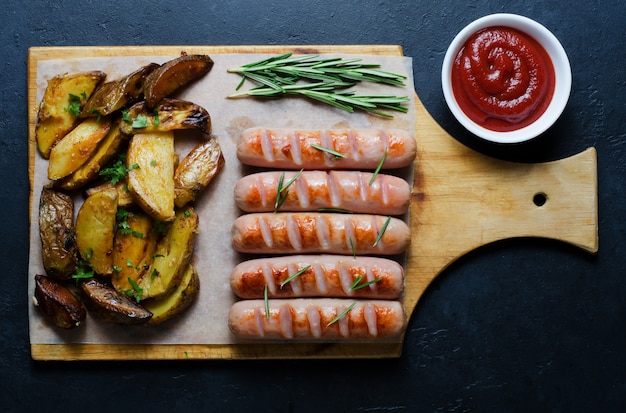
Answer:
[533,192,547,207]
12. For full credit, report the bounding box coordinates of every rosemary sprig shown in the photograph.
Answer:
[349,275,383,291]
[310,143,346,159]
[274,169,303,211]
[280,265,312,288]
[327,302,356,326]
[229,54,407,86]
[369,150,388,186]
[228,54,410,117]
[373,216,392,247]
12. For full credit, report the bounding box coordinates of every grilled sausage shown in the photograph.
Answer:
[236,128,417,170]
[231,212,411,255]
[231,255,405,299]
[234,170,411,215]
[228,298,406,339]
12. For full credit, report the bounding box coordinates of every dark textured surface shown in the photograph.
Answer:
[3,0,625,411]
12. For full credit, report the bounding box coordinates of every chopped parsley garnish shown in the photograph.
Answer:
[123,277,143,303]
[132,114,148,129]
[65,93,84,116]
[116,208,146,238]
[99,154,139,184]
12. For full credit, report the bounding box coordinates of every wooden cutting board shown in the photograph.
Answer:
[28,45,598,360]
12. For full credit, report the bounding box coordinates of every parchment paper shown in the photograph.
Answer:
[29,53,416,345]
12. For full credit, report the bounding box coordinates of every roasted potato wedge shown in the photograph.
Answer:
[38,187,78,280]
[126,132,176,222]
[81,278,152,325]
[33,274,86,329]
[143,264,200,326]
[85,181,135,208]
[55,122,128,191]
[174,137,225,207]
[111,211,158,294]
[80,63,159,117]
[119,98,211,135]
[48,117,112,181]
[35,71,106,158]
[75,187,118,275]
[143,54,214,107]
[139,208,199,300]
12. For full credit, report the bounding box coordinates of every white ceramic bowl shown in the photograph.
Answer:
[441,13,572,144]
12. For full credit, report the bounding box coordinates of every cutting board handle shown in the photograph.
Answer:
[406,97,598,312]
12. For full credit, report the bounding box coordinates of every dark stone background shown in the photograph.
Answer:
[2,1,624,411]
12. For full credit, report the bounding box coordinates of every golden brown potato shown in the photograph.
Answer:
[48,117,112,181]
[143,264,200,326]
[33,274,86,329]
[75,187,118,276]
[111,211,158,294]
[80,63,159,117]
[126,132,176,222]
[85,181,135,208]
[55,122,128,191]
[143,54,214,107]
[119,98,211,135]
[35,71,106,158]
[139,208,199,300]
[174,137,225,207]
[38,187,78,280]
[81,278,152,325]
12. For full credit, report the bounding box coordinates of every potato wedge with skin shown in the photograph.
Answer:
[48,116,112,181]
[39,187,78,280]
[75,187,118,276]
[142,264,200,326]
[127,132,176,222]
[80,63,159,117]
[33,274,86,329]
[85,181,135,209]
[81,278,152,325]
[174,137,225,207]
[120,98,211,135]
[55,122,128,191]
[144,54,214,108]
[139,208,199,300]
[36,71,106,158]
[111,211,158,294]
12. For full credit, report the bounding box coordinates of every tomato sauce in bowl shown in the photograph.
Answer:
[451,26,556,132]
[442,14,571,144]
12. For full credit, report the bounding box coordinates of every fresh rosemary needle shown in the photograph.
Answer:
[349,275,383,291]
[264,285,270,320]
[373,216,392,247]
[327,302,356,326]
[310,143,345,158]
[369,150,388,186]
[274,169,303,211]
[280,265,312,288]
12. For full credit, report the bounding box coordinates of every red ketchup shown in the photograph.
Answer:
[451,26,556,132]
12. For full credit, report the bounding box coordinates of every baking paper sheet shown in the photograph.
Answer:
[29,52,416,345]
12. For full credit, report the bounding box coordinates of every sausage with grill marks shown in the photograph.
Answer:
[228,298,406,339]
[234,170,411,215]
[236,128,417,170]
[230,254,405,299]
[231,212,411,255]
